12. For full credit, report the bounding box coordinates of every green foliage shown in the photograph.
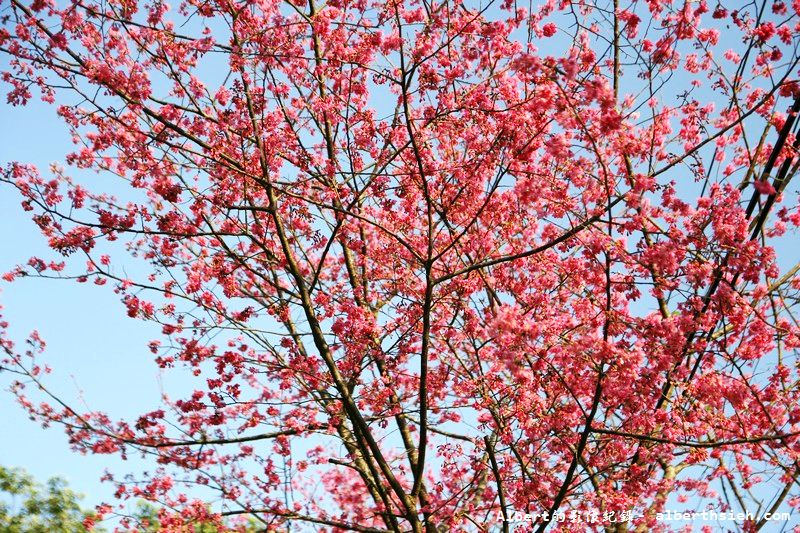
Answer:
[0,465,96,533]
[0,466,260,532]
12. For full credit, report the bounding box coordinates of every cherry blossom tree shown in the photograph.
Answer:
[3,0,800,530]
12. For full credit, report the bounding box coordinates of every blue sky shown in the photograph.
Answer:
[0,97,166,508]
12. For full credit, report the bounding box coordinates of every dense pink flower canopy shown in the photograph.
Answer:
[3,0,800,530]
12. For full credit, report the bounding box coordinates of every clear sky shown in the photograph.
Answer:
[0,94,169,509]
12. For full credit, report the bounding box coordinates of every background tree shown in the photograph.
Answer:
[2,0,800,531]
[0,464,257,532]
[0,464,96,532]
